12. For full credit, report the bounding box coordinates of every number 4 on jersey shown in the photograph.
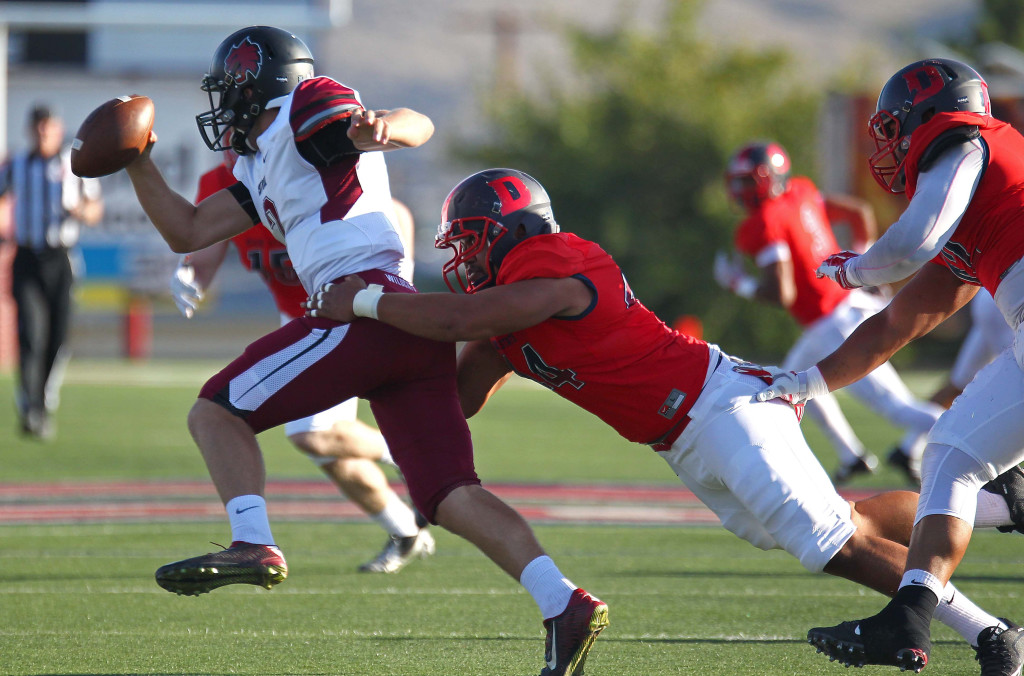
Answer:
[521,344,584,390]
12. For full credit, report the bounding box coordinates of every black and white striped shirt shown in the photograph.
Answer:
[0,148,101,250]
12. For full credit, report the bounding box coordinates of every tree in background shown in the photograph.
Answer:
[974,0,1024,49]
[455,0,823,359]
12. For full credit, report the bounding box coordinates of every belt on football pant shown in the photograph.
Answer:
[647,414,691,452]
[646,351,723,452]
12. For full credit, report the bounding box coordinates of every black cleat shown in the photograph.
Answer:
[807,602,931,672]
[833,454,879,485]
[887,446,921,486]
[981,466,1024,535]
[975,619,1024,676]
[155,541,287,596]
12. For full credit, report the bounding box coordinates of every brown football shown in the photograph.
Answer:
[70,95,155,178]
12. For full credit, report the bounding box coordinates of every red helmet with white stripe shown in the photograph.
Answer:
[725,141,791,209]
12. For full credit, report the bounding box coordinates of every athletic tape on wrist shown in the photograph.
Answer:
[805,365,831,399]
[352,284,385,319]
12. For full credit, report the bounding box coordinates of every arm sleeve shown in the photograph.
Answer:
[227,182,261,225]
[297,117,360,166]
[846,139,984,287]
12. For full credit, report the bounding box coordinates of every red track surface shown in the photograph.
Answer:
[0,480,883,526]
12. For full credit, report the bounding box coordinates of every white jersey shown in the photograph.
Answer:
[233,76,406,294]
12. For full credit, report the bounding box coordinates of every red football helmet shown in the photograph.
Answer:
[868,58,990,193]
[725,141,791,209]
[435,168,559,294]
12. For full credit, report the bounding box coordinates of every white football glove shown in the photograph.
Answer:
[816,251,862,289]
[713,250,757,299]
[755,365,830,405]
[170,260,204,319]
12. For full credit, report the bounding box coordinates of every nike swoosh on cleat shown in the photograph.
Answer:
[235,506,259,514]
[547,624,558,670]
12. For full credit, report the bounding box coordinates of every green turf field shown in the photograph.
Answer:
[1,362,1021,675]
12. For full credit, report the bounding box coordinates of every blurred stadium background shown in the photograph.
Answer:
[4,4,1024,674]
[2,0,1023,366]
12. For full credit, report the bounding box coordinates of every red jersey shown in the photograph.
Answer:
[195,164,306,319]
[734,176,850,326]
[491,233,710,444]
[904,112,1024,294]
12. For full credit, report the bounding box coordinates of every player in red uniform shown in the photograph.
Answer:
[123,27,606,676]
[718,141,944,484]
[306,167,1023,671]
[170,152,433,573]
[758,58,1024,673]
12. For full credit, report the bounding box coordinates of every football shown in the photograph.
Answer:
[70,95,155,178]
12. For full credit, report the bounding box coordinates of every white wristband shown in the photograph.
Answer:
[805,365,831,399]
[352,284,385,319]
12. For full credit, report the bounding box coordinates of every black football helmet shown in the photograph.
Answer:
[868,58,990,193]
[435,168,559,294]
[197,26,315,155]
[724,141,791,209]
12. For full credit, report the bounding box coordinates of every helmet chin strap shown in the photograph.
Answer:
[230,115,260,155]
[230,129,254,156]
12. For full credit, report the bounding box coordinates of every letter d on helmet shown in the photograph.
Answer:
[435,168,559,293]
[868,58,989,193]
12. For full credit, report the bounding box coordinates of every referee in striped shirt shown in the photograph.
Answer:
[0,104,103,439]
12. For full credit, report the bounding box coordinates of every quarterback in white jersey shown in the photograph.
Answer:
[231,75,407,294]
[122,25,608,674]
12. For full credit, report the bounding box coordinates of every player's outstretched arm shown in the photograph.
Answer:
[348,108,434,151]
[306,275,592,342]
[762,263,977,406]
[820,264,975,389]
[125,133,253,253]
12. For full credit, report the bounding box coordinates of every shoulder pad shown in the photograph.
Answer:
[290,78,362,142]
[919,126,981,173]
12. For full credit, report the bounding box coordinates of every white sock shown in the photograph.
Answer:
[900,569,945,600]
[370,495,420,538]
[520,555,577,619]
[974,489,1013,529]
[933,581,1006,646]
[226,495,275,546]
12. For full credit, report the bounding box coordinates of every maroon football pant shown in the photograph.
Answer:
[198,273,479,521]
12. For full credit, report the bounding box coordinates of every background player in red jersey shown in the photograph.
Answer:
[306,167,1023,673]
[717,141,945,485]
[758,58,1024,673]
[122,27,607,676]
[170,151,433,574]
